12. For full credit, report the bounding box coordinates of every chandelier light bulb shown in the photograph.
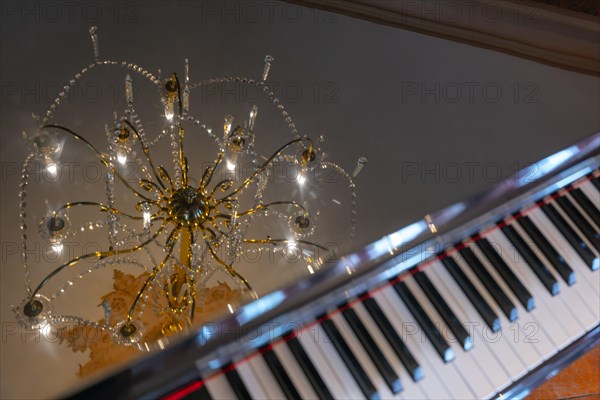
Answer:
[116,150,127,165]
[46,162,58,178]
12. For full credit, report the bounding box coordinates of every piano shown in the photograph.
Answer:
[68,132,600,400]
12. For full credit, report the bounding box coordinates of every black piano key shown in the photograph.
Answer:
[340,304,403,394]
[555,194,600,252]
[476,237,535,310]
[261,345,302,400]
[392,281,454,362]
[501,224,560,296]
[591,174,600,191]
[441,256,501,332]
[286,337,334,400]
[180,381,212,400]
[571,188,600,227]
[361,295,423,382]
[223,363,252,400]
[459,246,519,321]
[319,316,379,400]
[517,214,576,285]
[541,202,598,271]
[413,271,473,350]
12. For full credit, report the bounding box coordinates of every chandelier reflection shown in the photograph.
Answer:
[13,27,366,348]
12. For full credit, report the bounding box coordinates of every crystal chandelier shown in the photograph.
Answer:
[13,27,366,349]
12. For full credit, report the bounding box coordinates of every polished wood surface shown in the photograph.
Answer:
[528,344,600,399]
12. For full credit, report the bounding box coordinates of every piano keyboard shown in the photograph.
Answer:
[66,134,599,400]
[165,171,600,399]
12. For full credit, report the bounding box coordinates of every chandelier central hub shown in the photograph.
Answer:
[167,186,209,228]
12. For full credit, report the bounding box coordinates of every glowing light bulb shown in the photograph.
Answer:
[40,322,52,337]
[51,243,63,255]
[307,265,315,274]
[165,99,175,122]
[226,160,236,171]
[46,162,58,177]
[143,211,151,228]
[297,172,306,185]
[117,151,127,165]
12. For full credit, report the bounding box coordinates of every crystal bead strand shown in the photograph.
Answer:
[187,75,299,137]
[322,161,359,241]
[48,315,109,332]
[42,63,97,124]
[169,124,182,188]
[19,153,34,295]
[183,58,190,115]
[51,257,148,301]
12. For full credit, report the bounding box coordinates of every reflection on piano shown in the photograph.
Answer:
[70,133,599,400]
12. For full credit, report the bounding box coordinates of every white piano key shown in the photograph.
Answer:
[271,340,319,400]
[425,261,521,389]
[472,243,549,369]
[205,371,238,400]
[372,289,452,400]
[579,180,600,210]
[235,358,271,399]
[451,253,527,382]
[331,312,397,399]
[403,275,499,399]
[297,323,363,399]
[353,301,428,400]
[509,220,586,339]
[528,208,600,324]
[246,352,286,399]
[377,286,475,399]
[487,230,570,351]
[479,232,561,364]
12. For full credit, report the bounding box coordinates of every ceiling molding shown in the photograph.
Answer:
[285,0,600,76]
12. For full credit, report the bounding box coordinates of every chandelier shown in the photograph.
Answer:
[13,27,366,351]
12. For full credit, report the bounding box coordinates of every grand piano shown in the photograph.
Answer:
[67,132,599,399]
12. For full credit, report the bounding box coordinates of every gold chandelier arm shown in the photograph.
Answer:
[126,228,178,321]
[243,238,329,252]
[180,227,193,268]
[212,213,232,221]
[29,220,168,300]
[54,201,143,220]
[122,119,169,192]
[217,137,313,202]
[139,179,166,197]
[210,179,234,198]
[201,153,224,189]
[157,166,175,191]
[208,221,230,238]
[179,127,188,187]
[204,227,218,243]
[206,241,252,293]
[236,201,307,217]
[40,124,156,203]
